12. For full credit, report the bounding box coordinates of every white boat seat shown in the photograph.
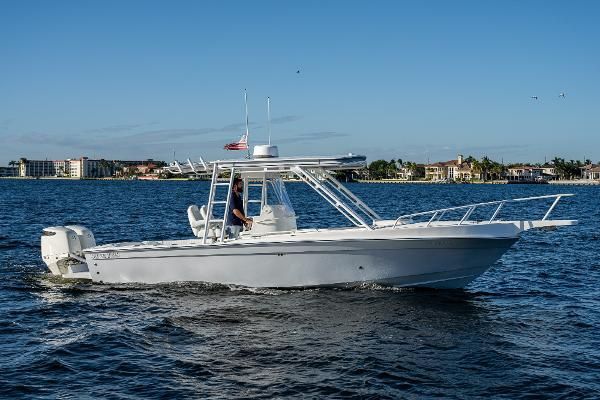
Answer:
[187,205,222,238]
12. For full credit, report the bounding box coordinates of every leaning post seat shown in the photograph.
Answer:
[187,205,222,239]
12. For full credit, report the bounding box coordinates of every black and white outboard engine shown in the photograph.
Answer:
[41,225,95,279]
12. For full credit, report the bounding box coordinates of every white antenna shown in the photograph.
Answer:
[244,89,249,138]
[267,96,272,145]
[244,89,250,158]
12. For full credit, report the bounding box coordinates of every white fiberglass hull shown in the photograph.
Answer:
[84,236,517,289]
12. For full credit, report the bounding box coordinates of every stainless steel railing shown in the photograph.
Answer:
[392,194,573,228]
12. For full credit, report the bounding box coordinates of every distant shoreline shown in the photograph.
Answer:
[357,179,507,184]
[0,176,193,181]
[356,179,600,185]
[357,179,599,185]
[1,176,598,185]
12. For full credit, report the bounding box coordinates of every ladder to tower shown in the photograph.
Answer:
[203,164,236,244]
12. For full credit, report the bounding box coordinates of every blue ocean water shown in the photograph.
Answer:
[1,180,599,398]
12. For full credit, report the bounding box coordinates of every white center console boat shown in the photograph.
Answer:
[41,145,576,288]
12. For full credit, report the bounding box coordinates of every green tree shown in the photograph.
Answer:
[388,159,397,178]
[98,160,113,177]
[471,159,482,181]
[368,160,394,180]
[490,162,505,180]
[480,156,493,182]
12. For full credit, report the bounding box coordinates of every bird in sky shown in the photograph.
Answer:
[530,96,539,100]
[559,92,566,98]
[296,69,301,74]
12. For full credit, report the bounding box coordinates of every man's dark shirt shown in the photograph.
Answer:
[227,191,244,226]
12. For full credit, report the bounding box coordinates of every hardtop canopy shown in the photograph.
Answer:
[210,154,366,171]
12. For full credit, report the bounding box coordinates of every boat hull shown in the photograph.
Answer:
[85,237,517,289]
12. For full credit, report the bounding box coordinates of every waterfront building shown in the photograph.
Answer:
[120,162,155,176]
[506,166,545,182]
[68,158,113,178]
[18,159,56,177]
[425,155,479,181]
[396,164,425,180]
[456,162,478,181]
[134,163,157,175]
[0,166,18,177]
[18,157,112,178]
[425,161,452,181]
[541,165,557,179]
[581,164,600,180]
[17,157,163,178]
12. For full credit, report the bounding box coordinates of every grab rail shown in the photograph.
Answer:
[392,194,573,228]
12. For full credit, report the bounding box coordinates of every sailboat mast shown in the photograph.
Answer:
[267,97,271,146]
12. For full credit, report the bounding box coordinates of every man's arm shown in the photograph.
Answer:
[233,208,252,225]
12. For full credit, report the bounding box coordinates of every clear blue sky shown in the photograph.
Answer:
[1,0,599,165]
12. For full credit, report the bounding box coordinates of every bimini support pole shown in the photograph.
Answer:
[292,166,373,230]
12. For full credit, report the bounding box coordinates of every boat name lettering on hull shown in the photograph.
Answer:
[91,252,120,260]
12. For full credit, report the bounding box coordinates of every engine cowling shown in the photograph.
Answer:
[65,225,96,250]
[41,226,95,277]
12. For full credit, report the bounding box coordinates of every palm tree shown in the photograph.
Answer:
[386,159,397,178]
[480,156,494,182]
[98,160,113,177]
[113,163,124,177]
[552,157,566,179]
[471,160,482,181]
[406,161,421,180]
[490,162,505,180]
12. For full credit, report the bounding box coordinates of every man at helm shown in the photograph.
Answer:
[226,177,253,239]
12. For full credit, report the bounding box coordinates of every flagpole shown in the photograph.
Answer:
[267,96,271,146]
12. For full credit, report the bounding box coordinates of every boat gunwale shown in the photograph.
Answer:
[83,228,522,254]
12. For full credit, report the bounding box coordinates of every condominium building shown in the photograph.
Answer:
[18,157,113,178]
[17,157,165,178]
[0,166,18,177]
[18,159,57,177]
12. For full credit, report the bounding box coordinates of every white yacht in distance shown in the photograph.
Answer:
[41,145,576,289]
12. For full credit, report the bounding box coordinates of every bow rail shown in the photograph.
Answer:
[392,194,573,228]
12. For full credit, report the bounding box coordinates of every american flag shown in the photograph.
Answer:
[224,133,249,150]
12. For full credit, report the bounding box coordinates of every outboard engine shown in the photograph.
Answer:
[65,225,96,250]
[41,226,95,278]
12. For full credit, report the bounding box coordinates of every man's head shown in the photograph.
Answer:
[233,177,244,193]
